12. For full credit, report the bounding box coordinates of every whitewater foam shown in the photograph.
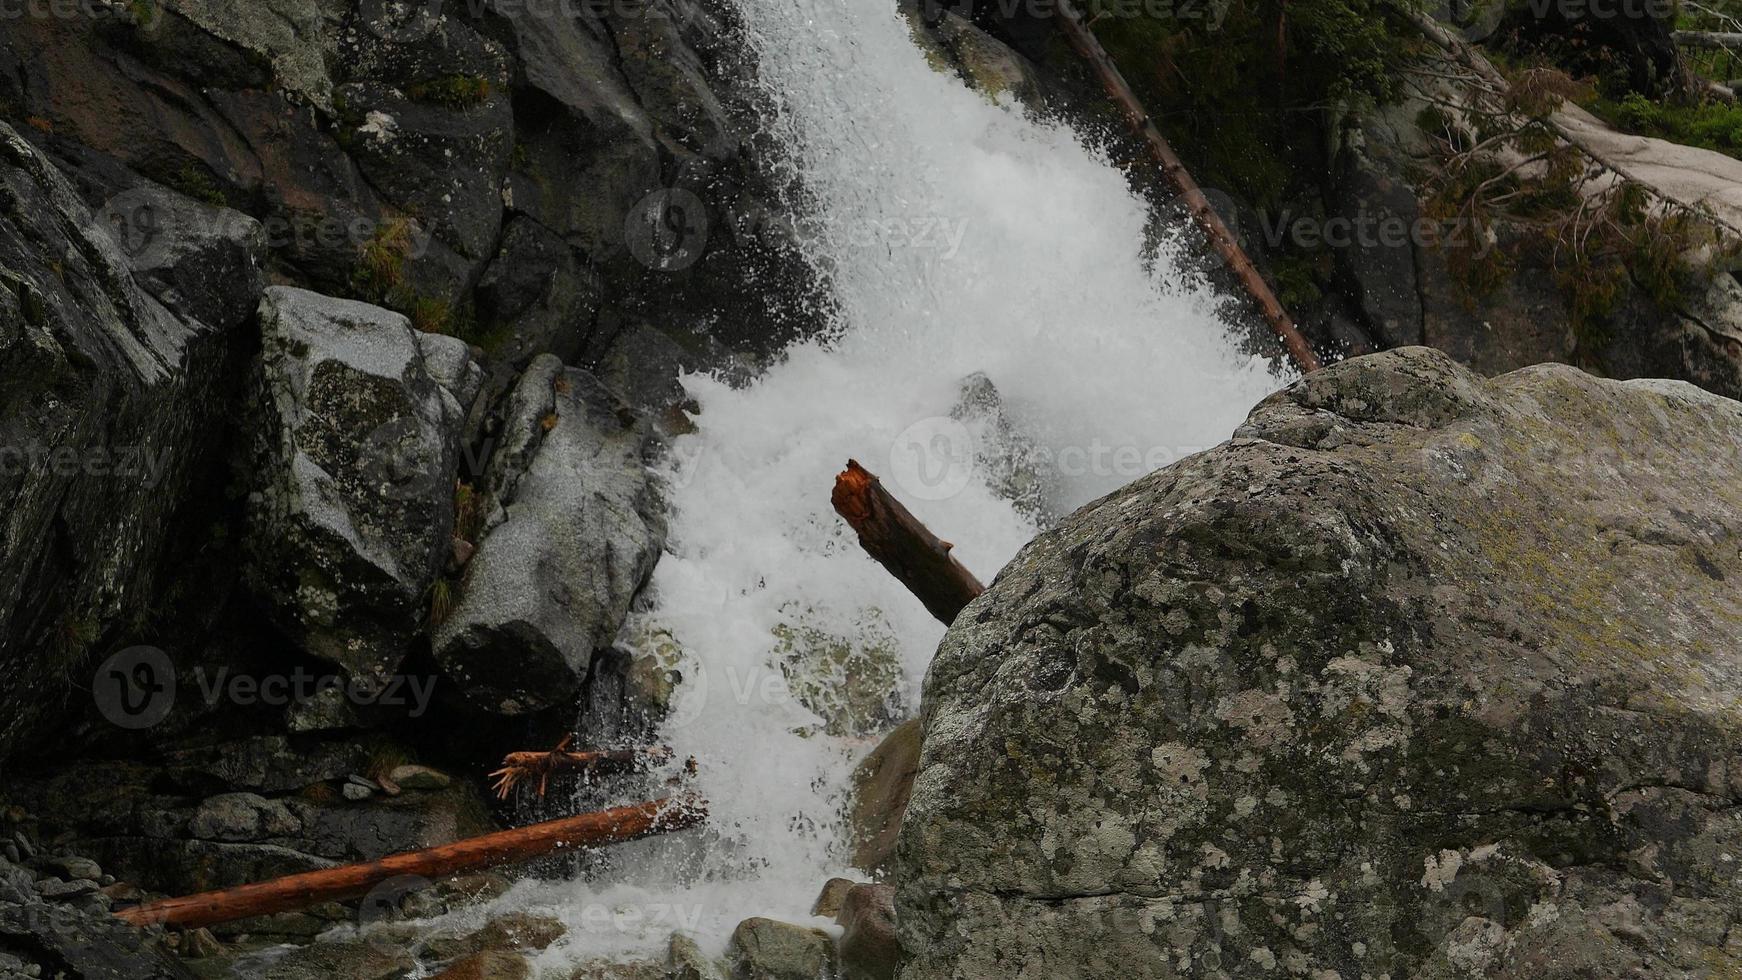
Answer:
[513,0,1292,964]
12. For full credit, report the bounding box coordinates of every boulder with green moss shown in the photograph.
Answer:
[244,287,471,687]
[897,348,1742,978]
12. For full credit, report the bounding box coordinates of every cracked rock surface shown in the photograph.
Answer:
[897,347,1742,979]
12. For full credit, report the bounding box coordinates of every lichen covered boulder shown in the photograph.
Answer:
[897,348,1742,978]
[244,286,470,686]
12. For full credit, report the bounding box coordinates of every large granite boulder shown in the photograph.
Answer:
[434,362,665,714]
[244,286,471,687]
[898,348,1742,978]
[0,123,255,760]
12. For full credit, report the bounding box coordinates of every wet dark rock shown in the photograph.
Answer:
[0,895,193,979]
[1330,137,1423,348]
[849,719,921,878]
[473,216,603,367]
[434,369,665,714]
[96,182,268,331]
[186,793,300,843]
[0,122,250,761]
[432,950,532,980]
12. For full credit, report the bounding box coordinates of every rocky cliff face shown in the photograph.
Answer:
[898,348,1742,978]
[0,0,805,755]
[0,122,258,761]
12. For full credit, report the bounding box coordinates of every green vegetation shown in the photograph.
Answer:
[354,217,418,303]
[166,163,227,207]
[405,75,492,109]
[1087,0,1410,207]
[1415,65,1726,360]
[352,219,514,350]
[428,577,455,627]
[453,482,484,545]
[1593,93,1742,158]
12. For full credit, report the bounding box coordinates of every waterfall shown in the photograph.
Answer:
[510,0,1290,966]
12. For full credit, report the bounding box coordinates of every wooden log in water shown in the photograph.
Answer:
[113,796,706,931]
[1054,0,1323,373]
[832,461,986,625]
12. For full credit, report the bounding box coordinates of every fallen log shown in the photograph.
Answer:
[833,461,986,625]
[490,739,676,799]
[1054,0,1322,374]
[1674,29,1742,50]
[114,796,705,931]
[1399,4,1742,239]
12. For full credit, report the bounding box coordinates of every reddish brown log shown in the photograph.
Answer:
[114,796,705,931]
[490,741,675,799]
[1054,0,1322,374]
[832,461,986,625]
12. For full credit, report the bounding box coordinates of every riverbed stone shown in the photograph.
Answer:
[728,917,837,980]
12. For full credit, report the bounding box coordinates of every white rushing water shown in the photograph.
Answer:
[506,0,1292,967]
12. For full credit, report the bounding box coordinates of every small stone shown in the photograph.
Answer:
[811,877,858,918]
[837,884,899,980]
[347,774,382,790]
[465,912,566,953]
[35,877,99,900]
[178,927,223,959]
[432,951,531,980]
[45,855,102,882]
[12,831,34,859]
[3,843,17,863]
[388,765,452,790]
[669,933,725,980]
[728,917,837,980]
[449,537,476,571]
[341,782,374,802]
[101,881,144,902]
[376,774,402,797]
[285,685,362,733]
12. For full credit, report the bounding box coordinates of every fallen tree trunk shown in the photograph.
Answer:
[1674,30,1742,50]
[114,796,705,931]
[833,461,985,625]
[1054,0,1322,374]
[1400,4,1742,238]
